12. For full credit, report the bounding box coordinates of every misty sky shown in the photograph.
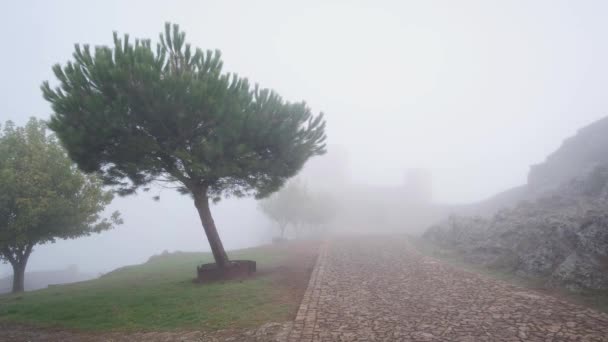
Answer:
[2,0,608,275]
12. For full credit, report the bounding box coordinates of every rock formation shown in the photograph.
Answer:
[424,117,608,290]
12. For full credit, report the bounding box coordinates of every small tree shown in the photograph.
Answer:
[301,192,336,234]
[0,118,121,293]
[259,180,309,239]
[42,23,326,270]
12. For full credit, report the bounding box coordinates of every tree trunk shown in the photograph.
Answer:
[280,224,286,239]
[11,262,26,293]
[193,189,230,268]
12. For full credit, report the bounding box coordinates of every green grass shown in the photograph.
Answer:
[411,236,608,313]
[0,245,297,332]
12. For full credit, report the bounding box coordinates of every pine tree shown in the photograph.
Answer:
[42,23,326,270]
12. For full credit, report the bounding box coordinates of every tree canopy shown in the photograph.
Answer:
[41,23,326,269]
[0,118,121,292]
[259,180,336,239]
[259,180,310,238]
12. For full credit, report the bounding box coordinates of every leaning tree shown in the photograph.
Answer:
[0,118,121,293]
[42,23,326,270]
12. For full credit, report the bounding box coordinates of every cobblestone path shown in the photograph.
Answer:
[288,236,608,342]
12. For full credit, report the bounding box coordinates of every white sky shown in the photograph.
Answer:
[2,0,608,274]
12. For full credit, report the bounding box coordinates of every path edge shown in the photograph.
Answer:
[286,240,328,342]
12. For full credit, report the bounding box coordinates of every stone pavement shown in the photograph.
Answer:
[288,236,608,342]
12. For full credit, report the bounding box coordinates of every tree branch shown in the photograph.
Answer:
[0,247,17,266]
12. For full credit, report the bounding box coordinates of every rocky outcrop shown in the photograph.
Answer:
[529,116,608,192]
[424,117,608,291]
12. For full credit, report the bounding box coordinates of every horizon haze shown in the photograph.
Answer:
[2,0,608,278]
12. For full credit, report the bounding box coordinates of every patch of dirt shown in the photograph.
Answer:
[0,240,321,342]
[0,321,294,342]
[259,239,320,315]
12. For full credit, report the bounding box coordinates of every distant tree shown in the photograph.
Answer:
[42,23,326,270]
[0,118,121,293]
[258,180,309,239]
[259,180,335,239]
[301,192,336,233]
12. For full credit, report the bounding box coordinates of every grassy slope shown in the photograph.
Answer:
[0,245,301,332]
[412,236,608,314]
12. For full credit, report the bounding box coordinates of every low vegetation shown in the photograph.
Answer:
[0,242,318,332]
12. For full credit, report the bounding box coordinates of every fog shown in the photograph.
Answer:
[2,0,608,278]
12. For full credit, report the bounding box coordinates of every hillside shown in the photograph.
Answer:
[0,266,95,294]
[528,116,608,192]
[0,241,319,334]
[424,116,608,290]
